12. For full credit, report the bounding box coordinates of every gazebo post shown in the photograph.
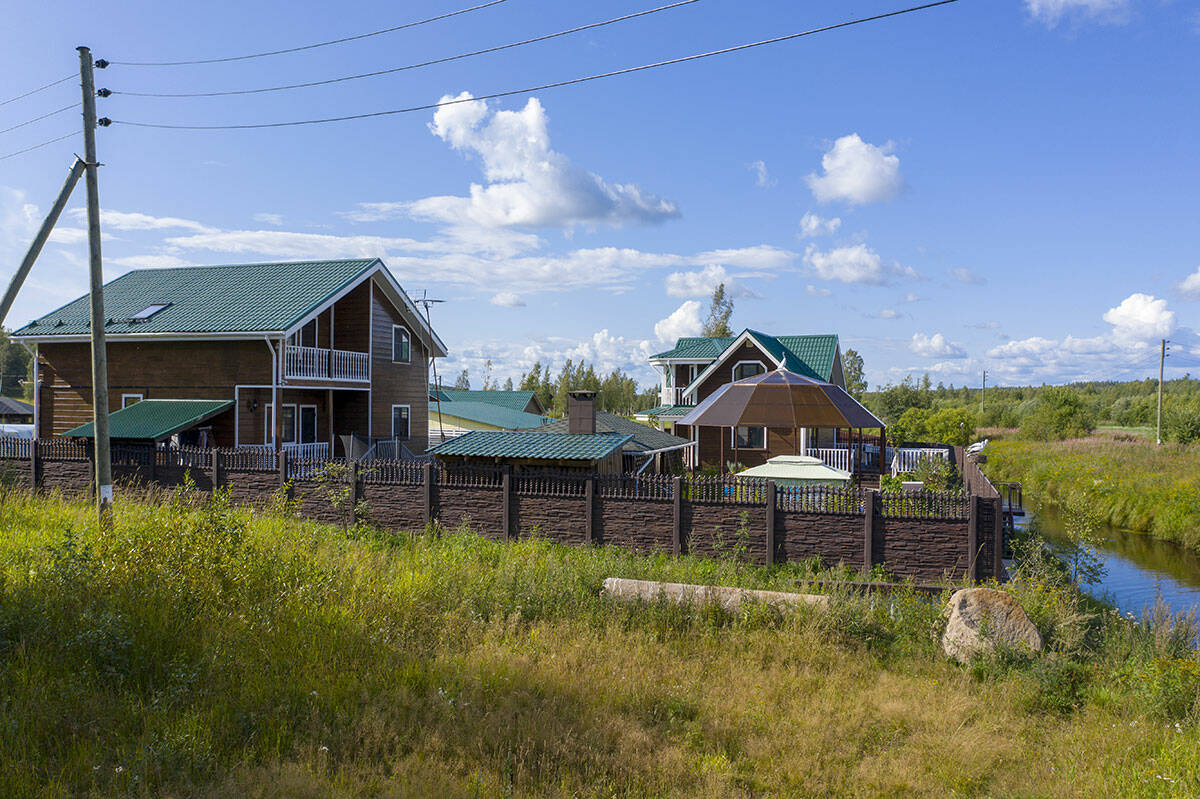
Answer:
[719,426,725,474]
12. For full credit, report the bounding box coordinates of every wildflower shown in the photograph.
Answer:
[114,766,124,774]
[319,745,329,753]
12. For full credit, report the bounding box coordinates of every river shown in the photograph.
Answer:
[1031,510,1200,620]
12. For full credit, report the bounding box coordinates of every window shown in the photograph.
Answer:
[121,393,143,408]
[734,425,766,449]
[128,303,170,323]
[265,404,297,444]
[392,325,411,363]
[297,319,317,348]
[732,361,766,381]
[391,405,410,439]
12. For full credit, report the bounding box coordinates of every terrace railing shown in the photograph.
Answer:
[805,447,853,473]
[889,447,949,477]
[284,345,369,382]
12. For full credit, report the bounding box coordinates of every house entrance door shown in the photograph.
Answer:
[299,405,318,444]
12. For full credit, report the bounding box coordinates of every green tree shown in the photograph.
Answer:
[0,329,31,398]
[454,369,470,390]
[842,348,867,399]
[503,376,514,392]
[889,407,931,446]
[702,283,734,337]
[926,407,977,447]
[1019,387,1095,441]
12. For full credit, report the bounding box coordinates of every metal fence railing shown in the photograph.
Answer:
[879,489,969,519]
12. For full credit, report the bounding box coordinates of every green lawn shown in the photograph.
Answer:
[0,487,1197,797]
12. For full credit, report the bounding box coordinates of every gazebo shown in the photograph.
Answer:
[675,369,886,476]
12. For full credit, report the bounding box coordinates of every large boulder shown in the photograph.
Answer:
[942,588,1043,663]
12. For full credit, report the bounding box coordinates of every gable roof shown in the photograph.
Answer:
[427,430,632,461]
[522,411,688,452]
[433,389,541,413]
[430,400,551,431]
[651,331,839,382]
[12,259,447,355]
[0,397,33,416]
[63,398,233,441]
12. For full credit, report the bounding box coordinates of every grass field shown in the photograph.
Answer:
[0,487,1198,798]
[983,434,1200,552]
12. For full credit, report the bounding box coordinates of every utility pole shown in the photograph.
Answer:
[1156,338,1168,445]
[78,46,113,521]
[980,369,987,415]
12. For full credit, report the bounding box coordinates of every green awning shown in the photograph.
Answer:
[63,399,234,441]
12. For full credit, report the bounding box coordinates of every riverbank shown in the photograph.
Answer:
[983,434,1200,553]
[1,489,1198,797]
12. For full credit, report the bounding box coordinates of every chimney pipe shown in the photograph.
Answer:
[568,390,597,434]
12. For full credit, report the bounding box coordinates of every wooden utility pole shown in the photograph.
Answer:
[1156,338,1167,445]
[78,46,113,519]
[980,369,987,415]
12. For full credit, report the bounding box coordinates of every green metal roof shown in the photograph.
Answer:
[63,399,233,441]
[430,401,551,431]
[652,330,839,382]
[432,389,540,412]
[13,259,378,337]
[522,411,688,452]
[636,404,695,418]
[428,431,632,460]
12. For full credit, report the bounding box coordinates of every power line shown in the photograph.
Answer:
[0,131,76,162]
[0,75,74,108]
[111,0,960,131]
[110,0,703,98]
[107,0,510,66]
[0,104,77,136]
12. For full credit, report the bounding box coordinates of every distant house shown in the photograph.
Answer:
[431,388,546,415]
[0,397,33,424]
[12,259,446,456]
[523,407,689,472]
[635,329,855,469]
[429,396,551,447]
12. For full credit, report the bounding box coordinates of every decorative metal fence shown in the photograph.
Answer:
[595,473,675,500]
[879,489,969,519]
[776,485,865,515]
[684,474,768,504]
[0,436,32,459]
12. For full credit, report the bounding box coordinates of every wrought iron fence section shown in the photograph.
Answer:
[775,485,865,515]
[879,489,969,519]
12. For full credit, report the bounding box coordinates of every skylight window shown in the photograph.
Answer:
[128,303,171,323]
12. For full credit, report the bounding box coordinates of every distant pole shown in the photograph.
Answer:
[1156,338,1167,445]
[0,159,85,329]
[78,46,113,521]
[980,369,987,415]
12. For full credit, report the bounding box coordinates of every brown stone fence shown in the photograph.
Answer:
[0,442,1008,583]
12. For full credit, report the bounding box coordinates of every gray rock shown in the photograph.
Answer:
[942,587,1043,663]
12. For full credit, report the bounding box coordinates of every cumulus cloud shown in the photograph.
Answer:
[949,267,986,285]
[806,284,832,298]
[806,134,902,205]
[442,330,657,389]
[804,243,918,285]
[407,93,678,230]
[253,213,284,225]
[1102,293,1175,343]
[798,212,841,239]
[1177,266,1200,300]
[654,301,703,345]
[747,160,775,188]
[874,309,901,320]
[1025,0,1129,26]
[490,291,526,308]
[664,264,761,299]
[74,209,217,234]
[910,332,967,359]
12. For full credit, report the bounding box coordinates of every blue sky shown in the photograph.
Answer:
[1,0,1198,390]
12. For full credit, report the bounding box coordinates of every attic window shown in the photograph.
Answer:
[128,303,171,323]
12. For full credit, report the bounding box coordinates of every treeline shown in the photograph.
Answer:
[864,374,1200,444]
[449,360,658,417]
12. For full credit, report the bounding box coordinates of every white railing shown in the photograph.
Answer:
[285,441,330,461]
[806,447,853,473]
[284,345,369,382]
[331,349,370,381]
[659,387,690,406]
[890,447,949,477]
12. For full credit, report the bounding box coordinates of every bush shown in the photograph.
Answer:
[926,407,977,447]
[889,407,931,446]
[1019,388,1096,441]
[1164,397,1200,444]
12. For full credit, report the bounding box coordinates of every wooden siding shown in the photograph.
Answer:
[369,281,429,443]
[693,340,773,403]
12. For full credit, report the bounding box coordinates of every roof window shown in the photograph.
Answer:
[128,303,171,323]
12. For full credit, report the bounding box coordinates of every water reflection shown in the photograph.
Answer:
[1034,510,1200,619]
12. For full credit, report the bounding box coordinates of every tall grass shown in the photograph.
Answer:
[0,486,1197,797]
[984,434,1200,551]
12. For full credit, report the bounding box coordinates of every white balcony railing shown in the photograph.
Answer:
[284,345,369,381]
[659,387,690,406]
[285,441,330,461]
[889,447,949,477]
[806,447,853,474]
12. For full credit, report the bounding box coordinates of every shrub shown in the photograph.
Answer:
[889,407,931,446]
[926,407,977,447]
[1164,397,1200,444]
[1019,388,1096,441]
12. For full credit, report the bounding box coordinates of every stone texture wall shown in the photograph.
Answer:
[514,494,589,544]
[685,503,768,562]
[875,517,971,581]
[361,482,426,532]
[776,512,863,570]
[596,497,673,554]
[435,484,505,540]
[223,470,279,507]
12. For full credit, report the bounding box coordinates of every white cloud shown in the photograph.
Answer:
[874,309,901,320]
[798,212,841,239]
[409,93,678,230]
[1102,292,1175,343]
[489,291,525,307]
[75,209,217,234]
[949,267,986,285]
[747,160,775,188]
[664,264,761,299]
[806,284,832,298]
[804,243,918,285]
[654,300,703,345]
[253,212,284,225]
[1025,0,1129,27]
[1177,266,1200,300]
[899,292,921,304]
[910,332,967,359]
[806,134,902,205]
[441,330,658,389]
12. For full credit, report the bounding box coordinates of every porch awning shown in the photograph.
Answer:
[676,369,884,429]
[64,399,233,441]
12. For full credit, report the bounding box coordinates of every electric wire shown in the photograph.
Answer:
[0,104,77,136]
[111,0,959,130]
[111,0,703,98]
[0,131,76,162]
[107,0,509,66]
[0,75,75,108]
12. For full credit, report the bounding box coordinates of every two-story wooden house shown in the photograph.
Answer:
[636,329,862,469]
[12,258,446,457]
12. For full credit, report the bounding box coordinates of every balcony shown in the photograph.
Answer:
[284,345,369,382]
[659,387,689,406]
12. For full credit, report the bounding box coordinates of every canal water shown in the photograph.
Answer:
[1032,510,1200,620]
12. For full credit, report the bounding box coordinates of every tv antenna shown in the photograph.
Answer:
[415,290,447,444]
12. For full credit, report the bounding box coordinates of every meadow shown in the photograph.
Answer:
[0,486,1198,798]
[983,433,1200,552]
